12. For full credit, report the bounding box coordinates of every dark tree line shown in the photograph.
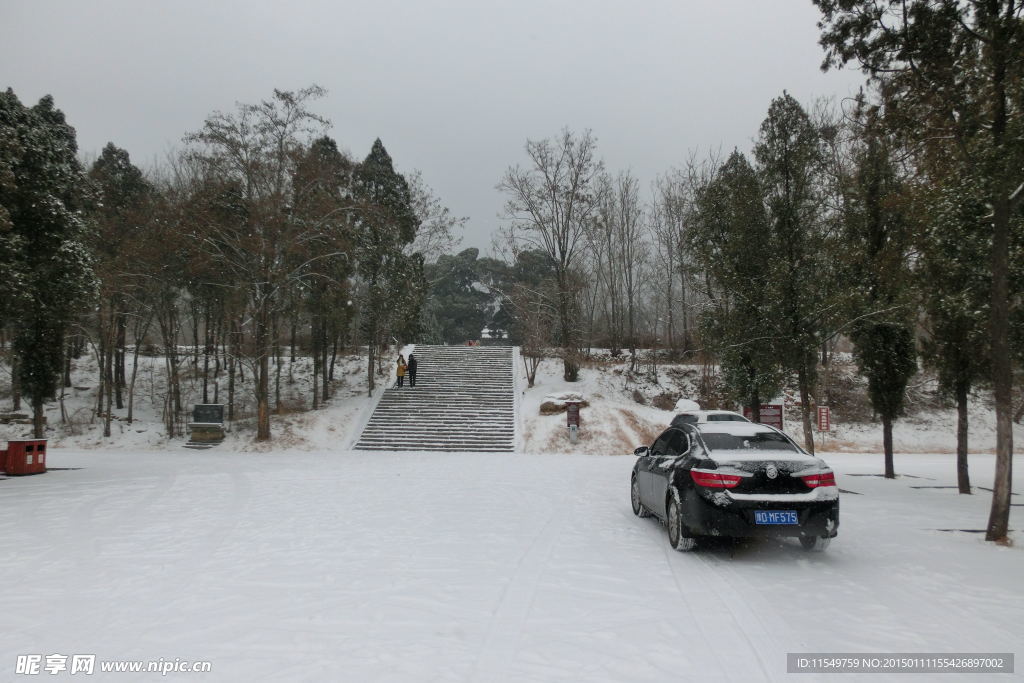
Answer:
[813,0,1023,545]
[492,82,1020,545]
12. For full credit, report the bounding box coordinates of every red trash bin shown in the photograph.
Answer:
[2,440,48,475]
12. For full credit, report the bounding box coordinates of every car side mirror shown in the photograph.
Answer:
[634,446,649,457]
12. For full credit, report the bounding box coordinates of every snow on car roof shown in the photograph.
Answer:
[695,421,780,436]
[679,410,742,416]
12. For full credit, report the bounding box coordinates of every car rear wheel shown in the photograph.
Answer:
[800,535,831,552]
[667,492,696,552]
[631,476,650,517]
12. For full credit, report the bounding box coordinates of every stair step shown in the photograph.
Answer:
[354,344,518,452]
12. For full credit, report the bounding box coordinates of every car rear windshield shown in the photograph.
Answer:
[700,432,797,452]
[671,414,698,425]
[706,414,747,422]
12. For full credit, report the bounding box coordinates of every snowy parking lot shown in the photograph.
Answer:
[1,449,1021,682]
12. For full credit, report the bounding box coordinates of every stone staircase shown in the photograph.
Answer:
[354,345,516,452]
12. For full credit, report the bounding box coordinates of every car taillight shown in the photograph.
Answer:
[801,471,836,488]
[690,469,742,488]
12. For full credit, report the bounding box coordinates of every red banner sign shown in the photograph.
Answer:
[817,406,831,432]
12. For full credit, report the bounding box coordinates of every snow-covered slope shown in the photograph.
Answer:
[517,356,1023,457]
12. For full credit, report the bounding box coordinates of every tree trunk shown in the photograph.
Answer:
[955,379,971,494]
[169,348,181,415]
[63,339,72,388]
[985,196,1013,542]
[679,266,690,352]
[367,342,376,397]
[115,310,126,410]
[882,415,895,479]
[290,316,297,362]
[96,325,107,418]
[523,354,539,388]
[311,315,321,410]
[163,354,176,438]
[227,350,235,423]
[256,303,272,441]
[215,316,222,381]
[558,280,579,382]
[103,328,114,438]
[312,350,320,410]
[322,319,331,399]
[12,353,21,411]
[274,321,282,415]
[329,331,339,382]
[127,336,142,424]
[798,365,814,454]
[32,395,44,439]
[191,300,200,368]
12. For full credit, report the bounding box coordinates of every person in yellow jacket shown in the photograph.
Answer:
[396,354,407,387]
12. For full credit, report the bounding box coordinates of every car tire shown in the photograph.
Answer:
[631,476,650,517]
[800,535,831,552]
[667,491,696,552]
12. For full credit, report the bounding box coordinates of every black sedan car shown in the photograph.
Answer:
[630,422,839,551]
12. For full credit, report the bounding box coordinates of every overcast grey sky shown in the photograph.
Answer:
[2,0,867,254]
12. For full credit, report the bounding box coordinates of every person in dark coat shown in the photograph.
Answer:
[407,353,418,387]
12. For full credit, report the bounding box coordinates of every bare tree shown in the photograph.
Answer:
[650,170,700,354]
[184,86,331,441]
[589,173,624,353]
[614,172,647,370]
[407,170,465,262]
[499,129,602,381]
[509,283,555,388]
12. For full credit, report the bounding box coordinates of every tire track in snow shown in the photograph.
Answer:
[649,512,780,682]
[469,510,561,683]
[687,549,782,682]
[657,534,734,681]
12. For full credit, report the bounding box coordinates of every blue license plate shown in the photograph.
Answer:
[754,510,799,525]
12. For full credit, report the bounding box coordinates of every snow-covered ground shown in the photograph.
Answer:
[2,349,1022,681]
[1,448,1020,682]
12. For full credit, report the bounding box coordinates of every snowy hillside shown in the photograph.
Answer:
[517,355,1023,458]
[0,351,380,452]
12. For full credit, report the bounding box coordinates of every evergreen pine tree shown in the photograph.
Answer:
[814,0,1024,545]
[917,167,992,492]
[0,89,97,436]
[690,150,784,418]
[293,135,356,408]
[840,114,918,479]
[87,143,152,431]
[754,93,831,452]
[353,139,420,393]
